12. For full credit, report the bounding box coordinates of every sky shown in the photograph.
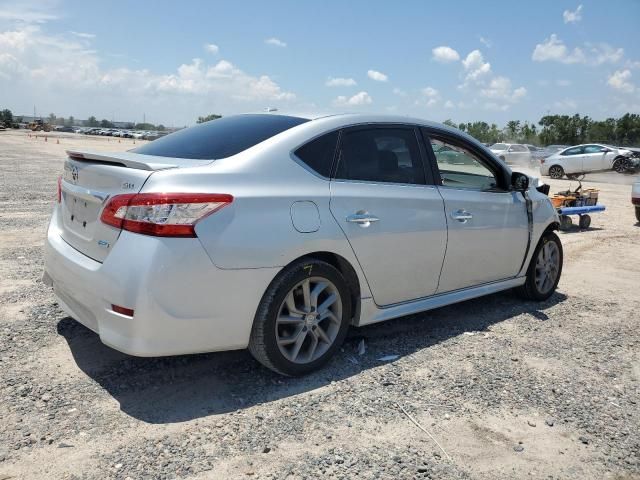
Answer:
[0,0,639,127]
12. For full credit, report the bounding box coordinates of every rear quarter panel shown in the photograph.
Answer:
[139,144,373,299]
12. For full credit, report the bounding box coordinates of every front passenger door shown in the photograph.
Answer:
[582,144,607,172]
[423,131,528,293]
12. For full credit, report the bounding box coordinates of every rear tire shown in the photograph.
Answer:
[517,232,563,301]
[248,259,352,376]
[548,165,564,179]
[636,207,640,223]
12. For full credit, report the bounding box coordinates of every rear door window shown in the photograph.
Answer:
[335,127,426,185]
[132,114,309,160]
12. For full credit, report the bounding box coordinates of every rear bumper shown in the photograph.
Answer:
[44,214,280,356]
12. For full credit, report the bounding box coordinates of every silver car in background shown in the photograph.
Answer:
[489,143,533,166]
[44,114,562,375]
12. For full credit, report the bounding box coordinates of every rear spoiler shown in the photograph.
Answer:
[66,150,213,171]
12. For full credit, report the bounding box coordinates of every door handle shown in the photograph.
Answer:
[346,212,380,226]
[451,210,473,222]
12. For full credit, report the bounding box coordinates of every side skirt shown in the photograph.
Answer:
[356,276,526,326]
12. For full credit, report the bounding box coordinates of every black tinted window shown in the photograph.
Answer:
[335,128,425,185]
[132,114,308,160]
[294,131,339,177]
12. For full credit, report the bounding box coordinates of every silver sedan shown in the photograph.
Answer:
[44,113,562,375]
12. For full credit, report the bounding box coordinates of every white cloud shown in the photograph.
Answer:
[432,46,460,63]
[532,34,585,64]
[563,5,583,24]
[462,50,492,81]
[422,87,439,97]
[265,37,286,48]
[626,60,640,69]
[325,76,356,87]
[204,43,219,54]
[367,69,388,82]
[556,79,572,87]
[532,34,623,65]
[418,86,440,107]
[607,69,635,93]
[480,76,526,102]
[444,100,455,109]
[0,1,58,24]
[333,91,372,106]
[392,87,407,96]
[70,31,95,39]
[0,25,297,124]
[479,36,492,48]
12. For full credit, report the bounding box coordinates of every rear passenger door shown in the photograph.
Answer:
[329,125,447,306]
[421,129,528,293]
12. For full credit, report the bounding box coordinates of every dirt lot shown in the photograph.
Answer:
[1,129,639,479]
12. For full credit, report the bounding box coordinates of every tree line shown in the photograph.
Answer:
[3,107,639,146]
[443,113,640,147]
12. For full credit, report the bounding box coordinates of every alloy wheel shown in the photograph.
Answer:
[549,166,563,179]
[534,241,560,295]
[275,277,342,364]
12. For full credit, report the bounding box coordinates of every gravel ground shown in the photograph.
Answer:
[0,130,639,479]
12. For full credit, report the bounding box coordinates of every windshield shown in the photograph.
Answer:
[132,114,309,160]
[491,143,508,150]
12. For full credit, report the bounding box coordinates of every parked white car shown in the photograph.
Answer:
[489,143,533,166]
[43,113,562,375]
[541,144,633,178]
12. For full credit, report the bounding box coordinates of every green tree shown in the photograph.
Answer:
[84,116,99,127]
[156,124,166,131]
[100,119,114,128]
[48,113,56,125]
[505,120,521,141]
[442,119,457,129]
[197,114,222,123]
[615,113,640,146]
[65,116,75,127]
[134,122,156,130]
[0,109,13,125]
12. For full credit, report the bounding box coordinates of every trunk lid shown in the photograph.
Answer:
[59,150,212,262]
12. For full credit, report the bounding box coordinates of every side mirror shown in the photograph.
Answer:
[511,171,529,192]
[600,147,611,153]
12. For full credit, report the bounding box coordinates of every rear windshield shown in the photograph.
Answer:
[132,114,309,160]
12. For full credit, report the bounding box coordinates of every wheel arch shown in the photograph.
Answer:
[282,251,362,326]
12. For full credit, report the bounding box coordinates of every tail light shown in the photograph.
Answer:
[57,176,62,203]
[540,158,545,164]
[100,193,233,237]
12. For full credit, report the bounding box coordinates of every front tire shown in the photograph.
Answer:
[249,259,352,376]
[548,165,564,179]
[517,232,563,301]
[612,157,626,173]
